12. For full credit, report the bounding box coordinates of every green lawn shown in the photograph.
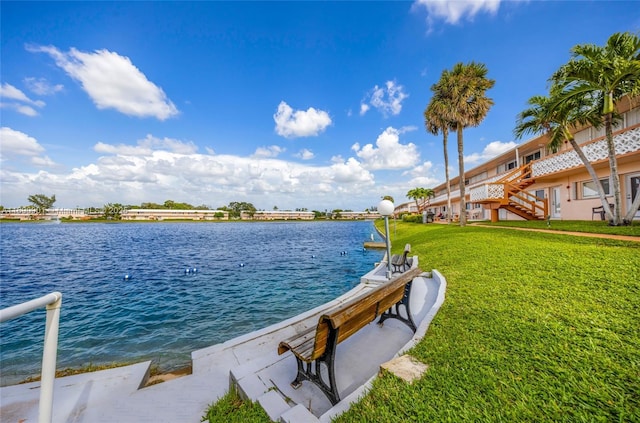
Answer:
[476,219,640,236]
[205,222,640,422]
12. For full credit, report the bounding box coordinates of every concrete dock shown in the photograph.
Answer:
[0,268,446,423]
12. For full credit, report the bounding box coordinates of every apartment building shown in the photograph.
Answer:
[421,101,640,222]
[122,209,229,221]
[240,210,315,220]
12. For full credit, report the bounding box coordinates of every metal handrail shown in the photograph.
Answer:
[1,292,63,423]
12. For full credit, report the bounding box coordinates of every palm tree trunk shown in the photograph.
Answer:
[444,131,452,224]
[567,137,612,219]
[624,190,640,223]
[605,113,623,225]
[457,125,466,227]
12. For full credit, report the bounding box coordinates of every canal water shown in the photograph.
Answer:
[0,220,384,386]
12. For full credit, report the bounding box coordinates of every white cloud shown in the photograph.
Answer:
[414,0,502,25]
[361,80,408,117]
[253,145,285,158]
[0,127,56,167]
[94,135,198,156]
[351,127,420,170]
[0,127,45,156]
[273,101,332,138]
[330,157,374,184]
[0,134,381,210]
[295,149,314,160]
[1,83,43,106]
[28,45,178,120]
[3,104,38,117]
[0,83,46,116]
[465,140,517,164]
[403,161,440,187]
[23,77,64,96]
[405,160,434,177]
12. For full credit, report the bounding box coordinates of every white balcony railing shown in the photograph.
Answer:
[1,292,63,423]
[531,126,640,177]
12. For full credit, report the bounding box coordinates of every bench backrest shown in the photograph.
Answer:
[309,266,422,360]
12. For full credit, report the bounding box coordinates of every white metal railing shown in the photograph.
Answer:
[532,126,640,177]
[0,292,63,423]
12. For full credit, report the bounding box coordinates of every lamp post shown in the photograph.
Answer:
[378,199,394,279]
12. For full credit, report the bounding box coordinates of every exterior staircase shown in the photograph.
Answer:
[470,164,548,221]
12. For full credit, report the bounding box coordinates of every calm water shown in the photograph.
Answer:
[0,221,384,386]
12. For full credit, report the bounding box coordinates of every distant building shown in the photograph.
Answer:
[408,99,640,222]
[394,202,418,217]
[331,211,380,220]
[241,210,314,220]
[0,208,89,220]
[122,209,229,221]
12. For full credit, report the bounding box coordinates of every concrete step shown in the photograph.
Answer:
[0,361,151,423]
[75,371,228,423]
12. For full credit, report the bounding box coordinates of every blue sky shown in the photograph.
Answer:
[1,1,639,211]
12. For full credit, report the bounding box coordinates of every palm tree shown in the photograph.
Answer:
[406,188,424,213]
[551,32,640,225]
[424,80,454,223]
[423,187,435,205]
[514,91,605,217]
[406,187,435,213]
[445,62,495,226]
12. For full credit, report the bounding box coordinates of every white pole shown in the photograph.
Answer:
[39,294,62,423]
[384,216,392,279]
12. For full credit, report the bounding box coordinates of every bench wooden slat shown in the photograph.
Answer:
[321,267,421,329]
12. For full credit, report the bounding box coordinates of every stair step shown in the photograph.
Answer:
[280,404,320,422]
[257,390,291,421]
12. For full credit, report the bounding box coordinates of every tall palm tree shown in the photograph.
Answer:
[551,32,640,225]
[445,62,495,226]
[424,80,454,223]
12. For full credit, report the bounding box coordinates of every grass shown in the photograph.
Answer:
[204,221,640,422]
[20,362,136,383]
[477,219,640,236]
[201,387,270,423]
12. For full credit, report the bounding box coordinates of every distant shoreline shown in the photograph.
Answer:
[0,218,378,224]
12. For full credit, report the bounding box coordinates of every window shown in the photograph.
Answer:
[523,151,541,164]
[534,189,545,199]
[574,128,591,145]
[469,172,488,184]
[581,178,610,198]
[498,161,517,173]
[627,107,640,126]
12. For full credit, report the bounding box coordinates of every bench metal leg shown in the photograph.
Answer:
[377,281,417,332]
[289,330,341,405]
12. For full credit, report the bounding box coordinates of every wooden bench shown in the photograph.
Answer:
[277,267,423,405]
[391,243,412,273]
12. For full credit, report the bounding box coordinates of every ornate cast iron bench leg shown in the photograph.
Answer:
[289,329,341,405]
[377,282,417,332]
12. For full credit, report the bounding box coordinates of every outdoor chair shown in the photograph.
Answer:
[592,203,614,220]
